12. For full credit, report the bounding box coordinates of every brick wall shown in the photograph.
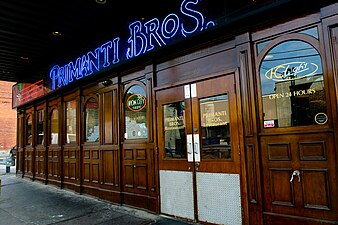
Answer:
[0,81,16,150]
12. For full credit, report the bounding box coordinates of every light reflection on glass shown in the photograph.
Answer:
[163,102,186,159]
[260,40,327,128]
[200,95,231,160]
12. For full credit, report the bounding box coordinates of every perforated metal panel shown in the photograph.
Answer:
[160,170,194,220]
[197,172,242,225]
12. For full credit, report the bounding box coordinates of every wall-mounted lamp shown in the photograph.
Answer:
[95,0,107,4]
[101,79,112,86]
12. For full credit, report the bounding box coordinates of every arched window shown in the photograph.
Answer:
[260,40,327,128]
[124,85,147,139]
[50,109,59,145]
[84,98,99,142]
[26,115,32,145]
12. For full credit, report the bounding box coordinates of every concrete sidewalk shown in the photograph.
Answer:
[0,168,197,225]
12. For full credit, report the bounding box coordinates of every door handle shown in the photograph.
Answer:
[187,143,192,154]
[187,134,193,162]
[290,170,301,183]
[194,143,199,154]
[193,134,200,162]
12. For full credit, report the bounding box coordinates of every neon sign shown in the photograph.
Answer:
[50,0,215,91]
[127,94,146,112]
[264,62,319,81]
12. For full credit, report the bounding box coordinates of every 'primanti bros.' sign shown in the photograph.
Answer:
[50,0,215,91]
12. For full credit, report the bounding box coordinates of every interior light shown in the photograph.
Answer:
[20,56,29,60]
[95,0,107,4]
[52,31,62,36]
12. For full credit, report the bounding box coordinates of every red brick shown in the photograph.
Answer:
[0,81,17,150]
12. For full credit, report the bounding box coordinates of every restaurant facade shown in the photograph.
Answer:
[13,1,338,224]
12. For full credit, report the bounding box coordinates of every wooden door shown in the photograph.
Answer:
[24,111,34,179]
[261,132,338,224]
[258,30,338,225]
[121,81,157,211]
[47,104,61,185]
[35,106,47,182]
[156,74,242,225]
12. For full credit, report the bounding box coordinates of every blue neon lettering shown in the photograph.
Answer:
[81,55,89,76]
[144,18,166,51]
[161,14,180,39]
[49,0,215,91]
[67,58,82,83]
[111,37,120,64]
[180,0,204,37]
[205,21,216,29]
[50,65,60,91]
[58,66,67,88]
[64,64,70,85]
[100,42,112,68]
[126,21,147,59]
[87,48,100,75]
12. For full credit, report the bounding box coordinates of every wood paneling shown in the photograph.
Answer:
[299,141,326,161]
[122,144,149,195]
[101,147,119,187]
[269,168,294,207]
[236,33,262,225]
[302,169,330,210]
[79,84,123,202]
[121,143,156,211]
[82,146,100,185]
[34,146,46,181]
[63,146,79,182]
[239,50,254,137]
[245,144,258,204]
[16,115,24,176]
[24,146,34,178]
[17,147,24,175]
[101,150,113,185]
[47,146,61,181]
[156,43,236,87]
[268,143,292,161]
[103,91,113,144]
[261,132,338,223]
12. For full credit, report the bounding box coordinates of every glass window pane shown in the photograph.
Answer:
[37,110,44,145]
[85,98,99,142]
[260,40,327,128]
[66,100,77,144]
[200,95,231,160]
[50,109,58,145]
[257,40,271,55]
[124,85,147,139]
[26,116,32,146]
[299,27,318,39]
[163,102,186,159]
